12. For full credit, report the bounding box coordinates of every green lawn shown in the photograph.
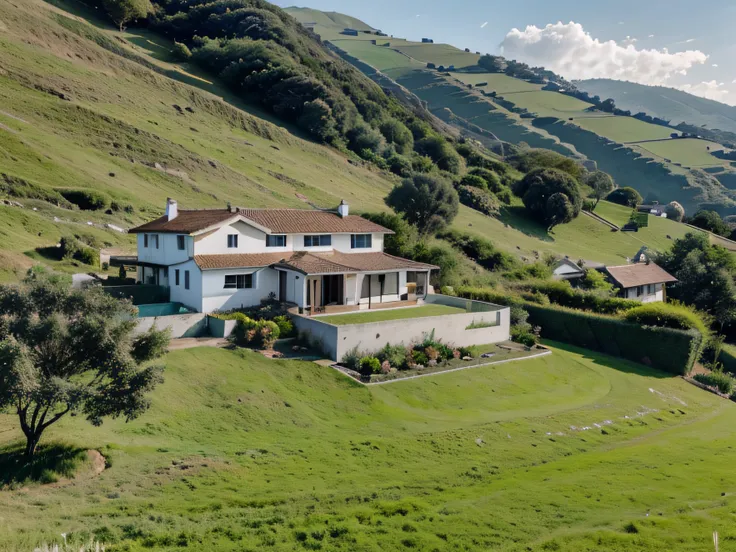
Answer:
[502,90,597,117]
[317,304,465,325]
[330,39,424,74]
[1,344,735,550]
[634,138,728,168]
[390,42,480,68]
[450,72,543,94]
[575,115,674,143]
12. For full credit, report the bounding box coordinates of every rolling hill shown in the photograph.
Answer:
[2,344,736,550]
[288,7,736,216]
[578,78,736,136]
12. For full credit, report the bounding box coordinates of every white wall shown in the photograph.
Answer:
[134,313,207,338]
[200,267,280,313]
[194,221,270,255]
[281,269,305,305]
[192,220,386,256]
[137,233,192,266]
[300,300,511,361]
[624,283,664,303]
[169,259,203,312]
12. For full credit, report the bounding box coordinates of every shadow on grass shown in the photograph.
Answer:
[0,442,88,486]
[498,206,555,243]
[31,246,62,262]
[545,340,672,379]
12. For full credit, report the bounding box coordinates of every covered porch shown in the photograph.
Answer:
[284,269,431,315]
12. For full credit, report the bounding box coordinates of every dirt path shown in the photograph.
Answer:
[168,337,230,351]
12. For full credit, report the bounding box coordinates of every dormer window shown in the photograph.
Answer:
[227,234,238,248]
[351,234,372,249]
[266,235,286,247]
[304,235,332,247]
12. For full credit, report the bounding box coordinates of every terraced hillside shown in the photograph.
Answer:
[1,344,735,551]
[291,8,736,216]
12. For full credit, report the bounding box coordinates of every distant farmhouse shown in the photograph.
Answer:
[604,262,677,303]
[422,38,434,43]
[638,202,667,217]
[341,28,359,36]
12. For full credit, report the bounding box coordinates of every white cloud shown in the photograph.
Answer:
[500,22,708,86]
[621,36,637,47]
[648,34,655,38]
[713,63,719,67]
[678,80,736,105]
[480,21,488,29]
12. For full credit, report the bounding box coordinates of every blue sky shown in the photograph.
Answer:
[274,0,736,104]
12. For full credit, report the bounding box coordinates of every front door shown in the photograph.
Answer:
[279,271,287,302]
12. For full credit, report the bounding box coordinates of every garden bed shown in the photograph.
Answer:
[336,342,547,384]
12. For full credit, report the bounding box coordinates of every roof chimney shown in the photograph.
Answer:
[165,198,178,221]
[337,200,349,218]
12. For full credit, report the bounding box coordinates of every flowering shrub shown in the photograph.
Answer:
[359,356,381,375]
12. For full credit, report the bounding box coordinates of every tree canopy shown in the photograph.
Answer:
[689,210,730,237]
[584,171,615,207]
[102,0,151,31]
[509,149,584,181]
[655,233,736,329]
[606,186,642,208]
[516,168,582,230]
[386,174,459,234]
[0,273,168,458]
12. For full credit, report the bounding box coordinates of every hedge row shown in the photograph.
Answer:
[524,304,703,376]
[512,280,640,314]
[719,345,736,376]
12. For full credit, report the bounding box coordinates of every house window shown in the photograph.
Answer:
[175,269,180,286]
[149,234,159,249]
[636,285,643,297]
[227,234,239,248]
[266,235,286,247]
[351,234,372,249]
[163,267,168,279]
[144,234,148,248]
[648,284,655,294]
[177,235,186,250]
[304,235,332,247]
[224,274,254,289]
[184,271,190,290]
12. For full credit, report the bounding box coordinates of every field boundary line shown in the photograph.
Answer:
[328,349,553,386]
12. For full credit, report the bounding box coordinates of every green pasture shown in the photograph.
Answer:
[634,138,729,168]
[574,116,674,143]
[449,72,543,94]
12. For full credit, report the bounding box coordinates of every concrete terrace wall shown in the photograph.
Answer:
[135,313,208,338]
[208,317,237,338]
[295,295,511,361]
[292,315,340,360]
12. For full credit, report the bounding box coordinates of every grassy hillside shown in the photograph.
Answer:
[0,0,404,281]
[579,78,736,135]
[303,8,736,214]
[1,344,734,550]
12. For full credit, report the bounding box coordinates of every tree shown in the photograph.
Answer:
[102,0,151,31]
[378,120,414,155]
[580,268,614,293]
[607,186,642,208]
[386,174,459,234]
[689,210,730,237]
[655,233,736,328]
[0,274,168,458]
[545,192,575,231]
[509,149,584,180]
[415,135,463,174]
[459,174,488,191]
[665,201,685,222]
[297,99,338,143]
[584,171,615,208]
[517,168,582,228]
[360,212,418,258]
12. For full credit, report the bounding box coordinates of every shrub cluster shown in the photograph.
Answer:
[59,189,110,211]
[439,230,517,272]
[693,371,735,395]
[59,236,98,267]
[213,312,281,349]
[623,302,709,336]
[511,280,639,314]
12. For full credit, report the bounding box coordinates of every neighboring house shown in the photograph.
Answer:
[421,38,434,43]
[129,199,437,314]
[604,262,677,303]
[341,28,359,36]
[552,259,585,281]
[638,203,667,217]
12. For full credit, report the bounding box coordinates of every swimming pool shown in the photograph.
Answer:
[137,302,194,317]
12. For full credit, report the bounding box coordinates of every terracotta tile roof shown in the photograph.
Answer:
[605,263,677,289]
[194,253,290,270]
[237,209,392,234]
[130,210,236,234]
[130,208,392,235]
[193,250,437,273]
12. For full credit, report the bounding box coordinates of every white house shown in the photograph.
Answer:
[604,262,677,303]
[129,199,437,314]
